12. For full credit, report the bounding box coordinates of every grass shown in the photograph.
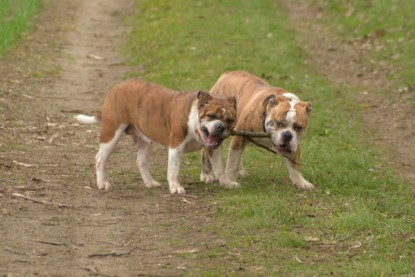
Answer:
[311,0,415,88]
[127,0,415,275]
[0,0,42,58]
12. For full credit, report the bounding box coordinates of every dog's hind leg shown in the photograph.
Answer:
[200,148,217,183]
[136,140,161,188]
[95,124,127,190]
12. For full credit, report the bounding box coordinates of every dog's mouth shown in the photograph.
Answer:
[201,127,223,149]
[204,135,223,149]
[273,143,292,154]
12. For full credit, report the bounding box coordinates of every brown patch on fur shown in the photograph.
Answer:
[294,102,312,129]
[99,79,195,146]
[198,92,237,131]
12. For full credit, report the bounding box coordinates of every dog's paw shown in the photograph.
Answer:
[200,172,217,183]
[145,180,161,188]
[220,179,240,188]
[237,168,248,178]
[295,179,315,190]
[170,184,186,194]
[98,181,112,191]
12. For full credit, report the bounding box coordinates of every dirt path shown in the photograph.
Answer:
[0,1,220,275]
[284,1,415,185]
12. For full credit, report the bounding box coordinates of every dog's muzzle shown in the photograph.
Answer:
[200,121,228,149]
[271,130,296,154]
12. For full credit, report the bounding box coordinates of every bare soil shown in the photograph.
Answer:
[0,1,224,276]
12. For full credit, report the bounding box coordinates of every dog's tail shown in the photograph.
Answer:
[74,113,101,125]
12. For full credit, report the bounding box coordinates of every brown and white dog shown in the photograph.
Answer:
[201,71,314,190]
[75,79,237,194]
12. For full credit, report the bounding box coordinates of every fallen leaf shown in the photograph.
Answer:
[87,54,104,61]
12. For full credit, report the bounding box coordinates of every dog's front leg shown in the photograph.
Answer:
[225,137,246,184]
[200,148,217,183]
[285,148,314,190]
[208,145,239,188]
[167,147,186,194]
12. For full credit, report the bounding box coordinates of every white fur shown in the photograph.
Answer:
[75,114,99,125]
[95,124,127,190]
[168,146,186,194]
[136,138,161,188]
[225,147,245,185]
[282,92,300,102]
[210,145,239,188]
[200,171,217,183]
[167,104,202,194]
[203,120,221,136]
[285,158,314,190]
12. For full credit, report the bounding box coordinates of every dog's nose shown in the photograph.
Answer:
[282,131,293,142]
[215,122,225,134]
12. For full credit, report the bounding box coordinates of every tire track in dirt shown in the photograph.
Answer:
[0,1,222,275]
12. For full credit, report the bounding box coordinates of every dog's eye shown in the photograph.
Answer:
[207,114,217,119]
[294,124,303,132]
[275,121,285,128]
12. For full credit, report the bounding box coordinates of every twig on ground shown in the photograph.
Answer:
[5,247,28,256]
[12,193,73,208]
[88,247,139,258]
[99,240,132,247]
[60,109,83,114]
[182,198,195,205]
[162,194,198,199]
[32,239,66,246]
[13,160,59,168]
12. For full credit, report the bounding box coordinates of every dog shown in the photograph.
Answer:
[200,71,314,190]
[75,79,237,194]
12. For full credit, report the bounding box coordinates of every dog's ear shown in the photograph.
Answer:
[227,96,237,109]
[262,94,278,111]
[305,102,312,114]
[197,91,212,108]
[298,101,312,114]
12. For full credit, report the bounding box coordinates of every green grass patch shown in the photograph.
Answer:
[0,0,42,58]
[127,0,415,275]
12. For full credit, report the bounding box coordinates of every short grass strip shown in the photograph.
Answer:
[0,0,42,58]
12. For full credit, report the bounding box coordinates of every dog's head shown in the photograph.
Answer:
[197,91,237,149]
[263,93,311,154]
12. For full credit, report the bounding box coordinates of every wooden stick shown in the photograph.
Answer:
[12,193,73,208]
[230,130,306,166]
[230,130,269,138]
[32,239,66,246]
[88,247,139,258]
